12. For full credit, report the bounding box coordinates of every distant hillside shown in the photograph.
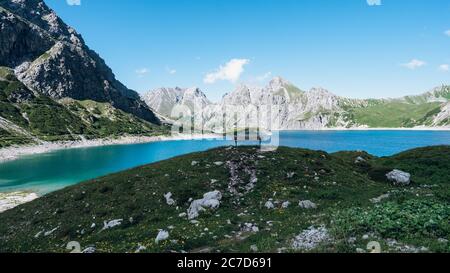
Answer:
[0,145,448,253]
[143,77,450,130]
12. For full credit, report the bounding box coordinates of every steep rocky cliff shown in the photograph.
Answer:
[0,0,159,124]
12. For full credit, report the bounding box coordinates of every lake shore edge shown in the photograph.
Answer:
[0,133,221,163]
[2,128,450,163]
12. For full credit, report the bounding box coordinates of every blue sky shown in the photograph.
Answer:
[46,0,450,102]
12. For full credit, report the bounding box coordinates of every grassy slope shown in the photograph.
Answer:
[0,67,168,147]
[0,145,448,253]
[347,101,443,128]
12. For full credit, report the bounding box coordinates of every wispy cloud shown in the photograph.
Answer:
[166,66,177,75]
[445,30,450,37]
[135,68,150,77]
[366,0,381,6]
[255,72,273,82]
[204,59,250,84]
[66,0,81,6]
[401,59,426,70]
[439,64,449,72]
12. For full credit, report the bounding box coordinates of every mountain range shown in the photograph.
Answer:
[142,77,450,131]
[0,0,162,147]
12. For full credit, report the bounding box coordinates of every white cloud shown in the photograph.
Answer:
[439,64,449,72]
[166,67,177,75]
[445,30,450,37]
[67,0,81,6]
[135,68,150,77]
[204,59,250,84]
[401,59,426,70]
[366,0,381,6]
[255,72,272,82]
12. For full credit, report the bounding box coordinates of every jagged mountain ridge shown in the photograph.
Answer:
[142,77,450,130]
[0,0,159,124]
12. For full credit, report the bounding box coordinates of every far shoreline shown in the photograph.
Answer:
[0,133,221,164]
[1,127,449,164]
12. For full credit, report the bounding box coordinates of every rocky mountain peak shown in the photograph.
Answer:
[0,0,159,124]
[268,76,291,91]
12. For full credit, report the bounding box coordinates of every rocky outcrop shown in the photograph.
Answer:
[386,170,411,186]
[0,0,159,124]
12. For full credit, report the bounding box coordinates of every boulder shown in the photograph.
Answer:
[187,191,222,220]
[386,169,411,186]
[299,200,317,209]
[265,201,275,209]
[164,192,175,206]
[155,230,169,243]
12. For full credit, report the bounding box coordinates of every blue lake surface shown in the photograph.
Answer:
[1,130,450,194]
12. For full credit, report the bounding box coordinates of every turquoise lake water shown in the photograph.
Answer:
[1,130,450,194]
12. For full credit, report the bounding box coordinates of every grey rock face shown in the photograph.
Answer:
[142,87,210,118]
[386,169,411,186]
[144,78,450,131]
[0,0,159,124]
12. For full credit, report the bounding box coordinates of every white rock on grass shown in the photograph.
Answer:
[214,162,224,166]
[102,219,123,230]
[44,227,59,237]
[82,247,96,254]
[282,201,290,209]
[191,161,199,166]
[164,192,176,206]
[386,170,411,186]
[155,230,169,243]
[187,191,222,220]
[299,200,317,209]
[292,226,330,250]
[355,156,366,164]
[265,201,275,209]
[241,223,259,233]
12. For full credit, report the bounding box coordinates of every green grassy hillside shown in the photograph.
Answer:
[346,101,443,128]
[0,146,448,253]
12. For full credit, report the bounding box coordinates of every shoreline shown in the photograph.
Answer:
[0,133,221,163]
[1,128,450,163]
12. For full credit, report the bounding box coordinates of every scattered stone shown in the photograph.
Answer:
[299,200,317,209]
[44,227,59,237]
[438,238,448,243]
[214,162,224,166]
[386,170,411,186]
[370,193,390,203]
[356,248,365,253]
[241,223,259,233]
[187,191,222,220]
[282,201,290,209]
[164,192,176,206]
[178,212,187,218]
[191,161,199,166]
[265,201,275,209]
[362,234,370,240]
[355,156,366,164]
[250,245,259,252]
[155,230,169,243]
[135,244,147,253]
[82,247,96,254]
[102,219,123,230]
[90,223,96,229]
[292,226,330,250]
[286,172,296,179]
